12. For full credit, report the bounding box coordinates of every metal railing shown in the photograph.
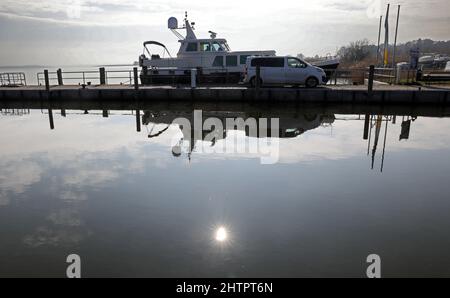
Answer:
[0,72,27,87]
[372,68,395,84]
[326,68,367,85]
[0,109,30,116]
[37,69,135,86]
[326,67,417,85]
[104,70,135,85]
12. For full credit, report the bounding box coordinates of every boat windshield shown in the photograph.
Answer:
[211,41,230,52]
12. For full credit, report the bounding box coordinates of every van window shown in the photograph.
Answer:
[212,56,224,67]
[200,42,211,52]
[251,58,284,67]
[240,55,250,65]
[287,58,307,68]
[186,43,198,52]
[226,56,238,67]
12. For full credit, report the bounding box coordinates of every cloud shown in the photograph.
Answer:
[0,0,449,65]
[47,208,83,226]
[23,225,88,247]
[1,111,450,209]
[0,0,172,26]
[0,160,43,201]
[328,0,370,12]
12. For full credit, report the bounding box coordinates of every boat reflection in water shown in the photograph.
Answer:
[141,110,335,162]
[37,105,423,172]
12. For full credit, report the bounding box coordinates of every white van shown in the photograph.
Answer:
[244,56,327,88]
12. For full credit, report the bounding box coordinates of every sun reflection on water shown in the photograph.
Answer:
[215,226,228,242]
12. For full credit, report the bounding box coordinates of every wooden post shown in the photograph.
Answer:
[57,68,63,86]
[368,65,375,94]
[133,67,139,90]
[61,109,66,117]
[44,69,50,92]
[102,110,108,118]
[255,65,261,90]
[99,67,106,85]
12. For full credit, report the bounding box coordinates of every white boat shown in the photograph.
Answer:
[306,54,340,80]
[418,55,434,64]
[138,12,276,84]
[307,54,340,71]
[419,54,450,69]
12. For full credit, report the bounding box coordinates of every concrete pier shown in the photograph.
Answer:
[0,84,449,105]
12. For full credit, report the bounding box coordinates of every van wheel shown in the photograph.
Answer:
[305,77,319,88]
[250,77,263,88]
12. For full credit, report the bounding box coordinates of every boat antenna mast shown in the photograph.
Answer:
[168,11,197,40]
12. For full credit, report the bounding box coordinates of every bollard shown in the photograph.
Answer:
[61,109,66,117]
[133,67,139,90]
[191,68,197,88]
[102,110,108,118]
[368,65,375,94]
[255,65,261,90]
[44,69,50,92]
[99,67,106,85]
[57,69,63,86]
[395,65,401,85]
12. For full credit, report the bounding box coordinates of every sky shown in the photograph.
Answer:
[0,0,449,66]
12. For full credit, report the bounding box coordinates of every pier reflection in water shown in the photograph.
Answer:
[1,104,450,277]
[41,107,420,172]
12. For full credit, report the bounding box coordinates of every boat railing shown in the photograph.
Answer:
[0,72,27,87]
[37,69,135,86]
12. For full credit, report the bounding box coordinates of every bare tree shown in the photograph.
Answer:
[337,39,371,64]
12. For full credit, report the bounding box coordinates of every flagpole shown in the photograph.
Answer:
[383,4,390,68]
[392,5,401,70]
[376,15,383,67]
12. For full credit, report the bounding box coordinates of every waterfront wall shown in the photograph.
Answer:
[1,87,449,105]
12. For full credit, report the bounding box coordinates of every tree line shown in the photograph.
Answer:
[298,39,450,68]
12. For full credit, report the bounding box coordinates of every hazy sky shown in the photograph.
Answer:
[0,0,449,66]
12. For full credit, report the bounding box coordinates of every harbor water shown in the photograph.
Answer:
[1,104,450,277]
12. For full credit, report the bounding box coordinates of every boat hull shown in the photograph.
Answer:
[314,63,340,80]
[140,70,242,85]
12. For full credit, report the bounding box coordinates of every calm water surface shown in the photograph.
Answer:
[1,105,450,277]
